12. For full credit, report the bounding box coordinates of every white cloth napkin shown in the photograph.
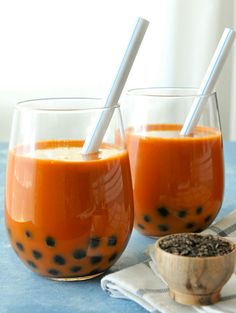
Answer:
[101,209,236,313]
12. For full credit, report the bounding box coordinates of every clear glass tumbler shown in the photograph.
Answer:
[5,98,134,280]
[122,88,224,237]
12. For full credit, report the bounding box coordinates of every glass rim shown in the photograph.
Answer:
[126,87,217,98]
[15,97,120,112]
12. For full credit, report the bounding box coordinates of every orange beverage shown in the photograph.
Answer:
[126,124,224,237]
[5,140,133,279]
[5,97,134,280]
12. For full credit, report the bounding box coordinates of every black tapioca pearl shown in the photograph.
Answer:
[186,222,195,229]
[87,268,100,276]
[25,230,32,238]
[137,223,145,229]
[144,215,151,223]
[32,250,42,260]
[196,207,203,215]
[16,242,24,252]
[109,252,118,262]
[48,269,60,276]
[89,237,101,248]
[70,266,82,273]
[27,260,37,269]
[205,215,212,223]
[157,207,169,217]
[90,255,102,265]
[53,254,66,265]
[107,235,117,247]
[45,236,56,247]
[73,249,86,259]
[158,224,169,232]
[195,228,204,233]
[178,210,187,218]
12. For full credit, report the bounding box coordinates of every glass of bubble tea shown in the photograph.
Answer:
[5,98,134,280]
[122,88,224,237]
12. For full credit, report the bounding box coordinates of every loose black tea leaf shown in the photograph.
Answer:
[159,234,233,257]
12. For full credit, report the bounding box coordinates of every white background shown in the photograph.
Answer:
[0,0,235,141]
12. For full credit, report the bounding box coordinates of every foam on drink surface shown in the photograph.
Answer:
[19,146,123,161]
[136,129,219,139]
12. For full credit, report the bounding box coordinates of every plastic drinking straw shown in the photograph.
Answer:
[82,17,149,154]
[180,28,236,136]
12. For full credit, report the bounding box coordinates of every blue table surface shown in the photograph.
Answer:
[0,141,236,313]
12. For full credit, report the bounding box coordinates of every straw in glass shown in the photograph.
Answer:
[82,17,149,154]
[180,28,235,136]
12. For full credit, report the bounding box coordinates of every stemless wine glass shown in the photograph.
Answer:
[5,98,134,280]
[122,88,224,237]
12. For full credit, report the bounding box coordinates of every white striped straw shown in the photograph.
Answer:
[82,17,149,154]
[180,28,235,136]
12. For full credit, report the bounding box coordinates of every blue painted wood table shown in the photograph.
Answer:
[0,142,235,313]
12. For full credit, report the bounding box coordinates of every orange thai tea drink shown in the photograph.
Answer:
[5,98,134,280]
[123,88,224,237]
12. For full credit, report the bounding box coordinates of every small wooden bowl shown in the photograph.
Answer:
[155,233,236,306]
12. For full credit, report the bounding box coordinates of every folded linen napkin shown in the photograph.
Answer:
[101,209,236,313]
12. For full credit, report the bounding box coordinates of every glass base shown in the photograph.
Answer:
[46,271,104,281]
